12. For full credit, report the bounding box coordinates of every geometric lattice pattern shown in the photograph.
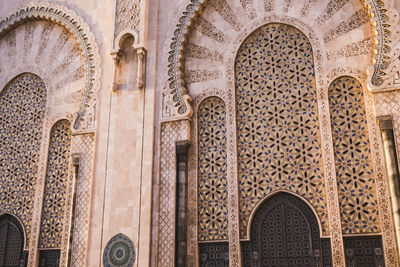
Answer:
[0,215,25,266]
[158,121,188,267]
[344,236,384,266]
[329,76,380,234]
[0,74,46,247]
[235,23,328,238]
[198,97,228,241]
[39,249,61,267]
[70,134,94,266]
[241,193,332,266]
[115,0,141,36]
[199,242,229,267]
[39,120,71,248]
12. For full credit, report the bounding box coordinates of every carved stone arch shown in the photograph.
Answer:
[165,0,391,118]
[246,190,324,241]
[160,2,396,267]
[0,1,101,131]
[114,29,140,50]
[0,70,48,96]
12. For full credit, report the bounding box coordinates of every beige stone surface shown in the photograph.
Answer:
[0,0,399,266]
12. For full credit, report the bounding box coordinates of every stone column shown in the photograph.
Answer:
[378,116,400,253]
[175,141,190,267]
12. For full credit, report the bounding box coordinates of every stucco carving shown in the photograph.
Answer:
[158,0,400,266]
[165,0,392,120]
[114,0,141,38]
[363,0,392,87]
[369,0,400,91]
[0,1,101,132]
[0,2,99,265]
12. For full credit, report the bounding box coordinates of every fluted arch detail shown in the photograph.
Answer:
[166,0,390,118]
[0,1,100,131]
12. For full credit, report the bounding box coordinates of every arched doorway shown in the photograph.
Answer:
[241,193,332,267]
[0,214,26,267]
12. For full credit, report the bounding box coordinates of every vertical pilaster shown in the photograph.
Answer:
[175,141,190,267]
[378,116,400,256]
[318,83,346,267]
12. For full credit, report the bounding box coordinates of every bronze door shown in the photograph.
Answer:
[0,215,25,267]
[242,193,332,267]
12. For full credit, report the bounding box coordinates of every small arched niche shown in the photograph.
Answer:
[111,31,146,91]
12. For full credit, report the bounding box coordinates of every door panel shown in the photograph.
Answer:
[0,215,25,267]
[242,193,332,267]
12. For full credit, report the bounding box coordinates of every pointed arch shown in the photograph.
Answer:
[39,119,72,249]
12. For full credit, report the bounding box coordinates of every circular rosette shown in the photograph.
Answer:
[103,233,135,267]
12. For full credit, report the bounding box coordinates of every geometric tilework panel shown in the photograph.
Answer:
[70,134,94,266]
[0,74,46,248]
[198,97,228,241]
[235,23,329,239]
[39,120,72,248]
[328,76,380,234]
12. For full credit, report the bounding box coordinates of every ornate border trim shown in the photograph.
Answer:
[166,0,390,118]
[167,0,209,118]
[0,1,101,131]
[363,0,392,86]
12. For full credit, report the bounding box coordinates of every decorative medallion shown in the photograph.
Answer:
[103,233,135,267]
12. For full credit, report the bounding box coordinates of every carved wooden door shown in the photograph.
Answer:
[0,215,25,267]
[242,193,332,267]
